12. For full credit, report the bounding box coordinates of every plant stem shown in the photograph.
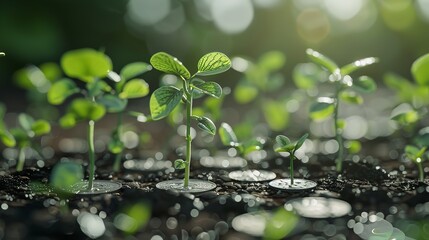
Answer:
[290,152,295,185]
[87,120,95,191]
[418,162,424,181]
[334,89,344,173]
[113,112,124,173]
[16,147,26,172]
[184,92,193,188]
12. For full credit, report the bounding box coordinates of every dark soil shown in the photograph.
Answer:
[0,154,428,240]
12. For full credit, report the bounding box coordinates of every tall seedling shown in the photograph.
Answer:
[306,49,378,173]
[47,48,143,193]
[149,52,231,190]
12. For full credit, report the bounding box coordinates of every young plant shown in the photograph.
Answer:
[218,122,265,157]
[232,51,289,132]
[405,145,427,181]
[47,48,137,192]
[149,52,231,189]
[306,49,378,173]
[274,133,308,184]
[104,62,152,172]
[384,53,429,133]
[0,105,51,171]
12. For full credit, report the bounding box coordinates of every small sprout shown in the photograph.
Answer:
[0,111,51,172]
[306,49,377,173]
[405,145,427,181]
[149,51,231,189]
[219,122,264,156]
[274,133,308,185]
[174,159,187,169]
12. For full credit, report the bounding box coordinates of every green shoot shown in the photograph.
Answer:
[405,145,427,181]
[48,48,112,190]
[0,108,51,172]
[218,122,265,157]
[306,49,378,173]
[274,133,308,184]
[149,52,231,188]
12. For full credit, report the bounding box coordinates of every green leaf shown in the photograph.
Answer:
[69,98,106,121]
[50,162,84,192]
[18,113,34,132]
[150,52,190,79]
[98,94,127,113]
[86,79,111,97]
[340,57,378,76]
[275,135,291,147]
[40,62,62,82]
[275,144,295,153]
[174,159,187,169]
[234,80,258,104]
[337,119,346,130]
[10,128,30,148]
[340,91,363,105]
[411,53,429,86]
[47,79,79,105]
[219,122,239,147]
[150,86,183,120]
[310,98,335,121]
[192,116,216,135]
[306,49,339,74]
[120,62,152,82]
[191,81,222,98]
[293,63,319,89]
[353,76,377,93]
[241,138,264,155]
[0,130,16,147]
[59,113,76,128]
[258,51,286,72]
[61,48,112,82]
[405,145,421,160]
[295,133,308,151]
[264,208,298,240]
[31,120,51,136]
[392,111,419,125]
[262,100,289,132]
[196,52,231,76]
[345,140,361,154]
[108,137,124,154]
[119,79,150,99]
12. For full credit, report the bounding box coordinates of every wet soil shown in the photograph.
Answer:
[0,155,428,240]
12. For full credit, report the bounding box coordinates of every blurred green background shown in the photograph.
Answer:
[1,0,429,106]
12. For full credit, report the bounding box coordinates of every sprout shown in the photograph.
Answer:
[305,49,378,173]
[405,145,427,181]
[149,52,231,189]
[274,133,308,185]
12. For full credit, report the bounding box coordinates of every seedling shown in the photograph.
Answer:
[47,48,128,193]
[149,52,231,192]
[306,49,378,173]
[405,145,427,181]
[274,133,308,185]
[232,51,290,132]
[104,62,152,172]
[219,122,276,182]
[269,133,317,192]
[385,53,429,134]
[0,105,51,171]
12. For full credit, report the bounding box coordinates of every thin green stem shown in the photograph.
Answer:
[334,89,344,173]
[87,120,95,191]
[290,151,295,185]
[113,112,124,172]
[16,147,26,172]
[418,162,424,182]
[184,89,193,188]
